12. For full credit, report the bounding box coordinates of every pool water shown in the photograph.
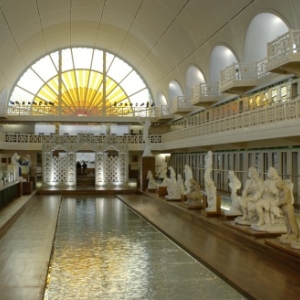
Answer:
[44,196,244,300]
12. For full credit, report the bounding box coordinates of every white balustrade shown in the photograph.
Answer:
[267,29,300,71]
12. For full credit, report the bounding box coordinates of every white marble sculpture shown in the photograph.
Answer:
[156,161,167,183]
[225,171,242,216]
[138,117,153,157]
[165,166,181,199]
[235,167,263,225]
[9,152,21,179]
[11,152,19,164]
[177,174,185,195]
[185,179,203,207]
[183,165,193,194]
[147,170,157,190]
[250,167,287,233]
[204,151,217,212]
[275,179,299,244]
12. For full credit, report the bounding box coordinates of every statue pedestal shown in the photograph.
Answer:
[140,156,155,191]
[203,194,221,217]
[158,186,168,197]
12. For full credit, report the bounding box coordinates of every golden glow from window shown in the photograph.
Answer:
[9,48,151,116]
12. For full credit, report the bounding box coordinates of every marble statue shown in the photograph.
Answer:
[9,152,21,179]
[138,117,153,157]
[165,166,181,199]
[275,179,299,244]
[204,151,217,212]
[250,167,287,232]
[185,179,203,207]
[235,167,263,225]
[225,171,242,216]
[183,165,193,194]
[177,174,185,195]
[147,170,157,190]
[11,152,19,164]
[156,161,167,182]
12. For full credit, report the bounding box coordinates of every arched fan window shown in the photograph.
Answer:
[9,48,152,116]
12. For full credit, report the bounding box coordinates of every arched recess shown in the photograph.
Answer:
[245,13,289,61]
[168,80,183,104]
[210,46,237,83]
[186,66,205,97]
[156,91,167,107]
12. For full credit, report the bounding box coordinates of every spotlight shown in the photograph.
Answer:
[151,103,155,107]
[33,101,37,105]
[22,101,25,105]
[39,101,42,106]
[28,102,31,105]
[15,101,20,105]
[10,101,15,105]
[140,103,144,106]
[113,102,117,107]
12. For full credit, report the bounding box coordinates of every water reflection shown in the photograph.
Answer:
[44,196,243,300]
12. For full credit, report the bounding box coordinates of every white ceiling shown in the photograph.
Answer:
[0,0,299,99]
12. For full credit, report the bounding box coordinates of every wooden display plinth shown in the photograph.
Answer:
[181,194,187,202]
[265,239,300,259]
[158,186,167,197]
[223,221,284,238]
[178,202,203,210]
[202,194,221,217]
[166,198,181,202]
[220,213,242,220]
[146,188,157,193]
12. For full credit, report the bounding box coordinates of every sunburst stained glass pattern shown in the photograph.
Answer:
[8,48,152,116]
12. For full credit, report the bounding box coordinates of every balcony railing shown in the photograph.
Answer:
[3,105,158,118]
[3,133,162,144]
[171,96,193,114]
[163,96,300,142]
[266,29,300,75]
[190,82,221,106]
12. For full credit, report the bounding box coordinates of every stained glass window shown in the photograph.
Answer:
[9,48,152,116]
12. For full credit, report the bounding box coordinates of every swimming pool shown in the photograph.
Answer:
[44,195,243,300]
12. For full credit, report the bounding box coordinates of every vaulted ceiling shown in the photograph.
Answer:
[0,0,298,99]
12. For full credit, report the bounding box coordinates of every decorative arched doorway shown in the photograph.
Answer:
[42,134,128,186]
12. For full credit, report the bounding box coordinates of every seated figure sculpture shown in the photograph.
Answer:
[147,170,157,190]
[165,166,181,200]
[275,179,299,244]
[185,179,203,207]
[235,167,263,225]
[225,171,242,216]
[251,167,287,232]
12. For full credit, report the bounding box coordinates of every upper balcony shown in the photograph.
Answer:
[220,62,258,95]
[190,83,221,107]
[0,104,160,123]
[266,29,300,76]
[155,105,175,120]
[171,96,194,115]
